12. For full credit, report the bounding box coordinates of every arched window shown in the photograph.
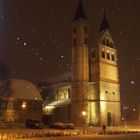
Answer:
[106,53,110,60]
[106,39,110,46]
[111,54,115,61]
[110,42,114,48]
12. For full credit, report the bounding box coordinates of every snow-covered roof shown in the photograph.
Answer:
[9,79,42,100]
[46,72,71,84]
[43,99,70,107]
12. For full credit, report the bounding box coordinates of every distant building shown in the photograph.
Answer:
[43,0,121,126]
[0,79,43,123]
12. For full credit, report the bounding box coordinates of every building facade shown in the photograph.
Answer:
[0,79,43,123]
[43,0,121,126]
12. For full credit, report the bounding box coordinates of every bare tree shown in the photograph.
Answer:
[0,62,11,97]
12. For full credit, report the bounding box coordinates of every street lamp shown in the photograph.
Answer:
[21,102,27,109]
[82,111,86,116]
[82,111,86,134]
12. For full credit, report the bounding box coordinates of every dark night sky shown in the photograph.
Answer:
[0,0,140,104]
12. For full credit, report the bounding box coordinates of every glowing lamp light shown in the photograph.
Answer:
[22,102,27,109]
[121,117,124,121]
[133,108,136,112]
[82,111,86,116]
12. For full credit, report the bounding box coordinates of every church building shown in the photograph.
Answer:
[43,0,121,126]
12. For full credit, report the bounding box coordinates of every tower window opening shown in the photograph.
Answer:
[91,50,96,58]
[110,42,114,48]
[111,54,115,61]
[101,51,105,58]
[68,88,71,99]
[106,39,110,46]
[106,53,110,60]
[102,38,114,48]
[113,92,115,95]
[102,38,106,45]
[105,91,108,94]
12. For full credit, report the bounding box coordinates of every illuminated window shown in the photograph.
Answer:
[64,92,68,99]
[101,51,105,58]
[43,106,54,114]
[106,53,110,60]
[111,54,115,61]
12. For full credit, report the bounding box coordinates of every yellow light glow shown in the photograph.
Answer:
[121,117,124,121]
[22,102,27,109]
[82,111,86,116]
[45,106,54,110]
[100,101,106,113]
[43,106,55,114]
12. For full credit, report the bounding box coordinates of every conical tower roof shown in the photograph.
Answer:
[74,0,87,21]
[99,13,110,32]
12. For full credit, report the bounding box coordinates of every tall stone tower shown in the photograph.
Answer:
[70,1,121,126]
[90,14,121,125]
[71,0,89,125]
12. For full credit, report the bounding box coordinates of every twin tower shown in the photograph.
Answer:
[71,0,121,125]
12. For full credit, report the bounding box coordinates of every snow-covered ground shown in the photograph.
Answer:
[23,134,140,140]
